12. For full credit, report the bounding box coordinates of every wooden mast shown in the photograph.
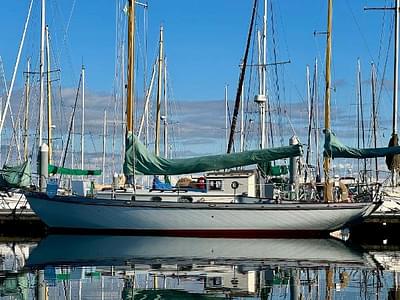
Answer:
[46,25,52,163]
[155,25,164,156]
[126,0,135,133]
[323,0,333,202]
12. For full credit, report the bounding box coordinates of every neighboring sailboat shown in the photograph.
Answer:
[25,0,380,236]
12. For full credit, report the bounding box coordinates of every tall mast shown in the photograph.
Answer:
[71,118,75,169]
[23,59,30,161]
[155,25,164,156]
[393,0,400,137]
[371,63,379,181]
[392,0,400,185]
[357,59,366,180]
[314,58,320,179]
[323,0,333,202]
[39,0,46,146]
[81,65,85,170]
[163,58,168,159]
[126,0,135,133]
[227,0,258,153]
[46,25,52,163]
[262,0,268,148]
[102,110,107,184]
[240,83,245,152]
[225,84,228,149]
[305,65,312,182]
[254,0,267,149]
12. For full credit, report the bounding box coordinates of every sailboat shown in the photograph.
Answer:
[25,0,381,236]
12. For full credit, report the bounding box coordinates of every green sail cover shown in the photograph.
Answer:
[123,132,302,176]
[48,165,102,176]
[324,129,400,159]
[0,160,31,188]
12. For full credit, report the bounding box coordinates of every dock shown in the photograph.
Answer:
[0,209,46,236]
[349,211,400,244]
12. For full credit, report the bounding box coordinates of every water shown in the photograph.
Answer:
[1,235,399,299]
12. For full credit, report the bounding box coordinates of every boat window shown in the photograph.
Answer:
[208,180,223,191]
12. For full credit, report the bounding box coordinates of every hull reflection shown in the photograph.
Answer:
[26,235,374,269]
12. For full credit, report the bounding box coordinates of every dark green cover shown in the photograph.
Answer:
[324,129,400,159]
[48,165,102,176]
[0,160,31,188]
[123,132,302,176]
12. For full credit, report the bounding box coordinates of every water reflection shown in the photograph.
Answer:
[0,235,399,299]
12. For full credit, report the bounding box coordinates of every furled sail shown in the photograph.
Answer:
[48,165,101,176]
[0,160,31,188]
[324,129,400,159]
[123,132,302,176]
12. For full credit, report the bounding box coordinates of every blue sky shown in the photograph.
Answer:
[0,1,392,97]
[0,0,397,166]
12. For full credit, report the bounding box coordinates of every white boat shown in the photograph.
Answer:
[26,192,379,236]
[25,0,382,236]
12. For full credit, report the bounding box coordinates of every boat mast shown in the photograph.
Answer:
[0,0,34,163]
[81,65,85,170]
[357,59,366,181]
[102,109,107,184]
[71,118,74,169]
[371,63,379,181]
[46,25,52,163]
[392,0,400,185]
[225,84,228,149]
[155,25,164,156]
[314,59,321,180]
[126,0,135,134]
[393,0,399,140]
[323,0,333,202]
[163,58,168,159]
[39,0,46,147]
[227,0,258,153]
[240,83,245,152]
[254,0,267,149]
[24,59,30,162]
[305,65,312,182]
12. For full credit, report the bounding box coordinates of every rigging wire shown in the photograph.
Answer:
[269,0,283,146]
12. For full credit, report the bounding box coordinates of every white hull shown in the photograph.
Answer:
[26,193,379,235]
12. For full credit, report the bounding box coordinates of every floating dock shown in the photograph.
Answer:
[0,209,46,236]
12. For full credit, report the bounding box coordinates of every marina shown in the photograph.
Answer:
[2,0,400,298]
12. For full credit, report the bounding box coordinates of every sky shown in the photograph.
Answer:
[0,0,398,175]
